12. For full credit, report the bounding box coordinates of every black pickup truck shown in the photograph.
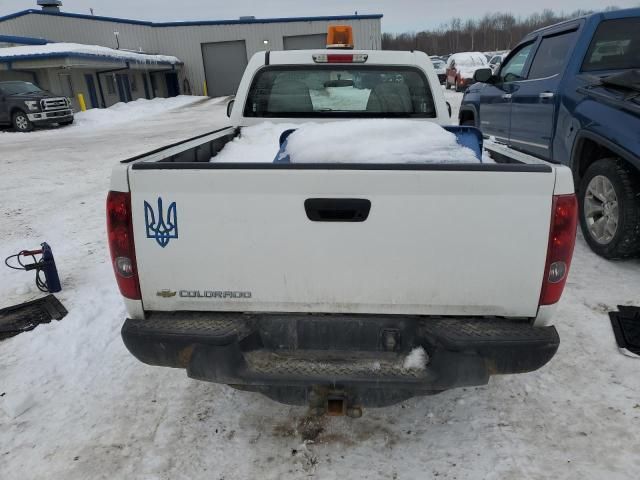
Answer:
[0,81,74,132]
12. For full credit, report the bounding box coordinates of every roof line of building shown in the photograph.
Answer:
[0,9,383,28]
[0,51,182,66]
[0,34,48,45]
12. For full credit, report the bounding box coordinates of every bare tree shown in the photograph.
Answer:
[381,8,614,55]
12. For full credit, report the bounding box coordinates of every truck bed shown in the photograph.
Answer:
[112,127,571,320]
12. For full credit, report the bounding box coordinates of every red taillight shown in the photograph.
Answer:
[107,190,141,300]
[328,54,355,63]
[312,54,368,63]
[539,194,578,306]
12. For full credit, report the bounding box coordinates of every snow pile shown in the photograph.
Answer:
[282,120,480,164]
[403,347,428,370]
[73,96,207,129]
[0,96,209,136]
[213,122,299,163]
[0,42,181,65]
[213,120,480,164]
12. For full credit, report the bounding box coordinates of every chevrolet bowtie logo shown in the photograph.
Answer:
[156,290,177,298]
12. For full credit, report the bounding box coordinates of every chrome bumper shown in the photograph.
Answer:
[28,109,73,122]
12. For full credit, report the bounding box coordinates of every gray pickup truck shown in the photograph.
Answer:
[0,81,74,132]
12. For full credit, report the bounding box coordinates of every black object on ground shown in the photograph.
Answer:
[609,306,640,357]
[4,243,62,293]
[0,295,67,340]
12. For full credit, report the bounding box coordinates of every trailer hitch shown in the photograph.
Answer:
[308,386,363,418]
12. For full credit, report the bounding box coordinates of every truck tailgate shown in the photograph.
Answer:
[129,165,555,317]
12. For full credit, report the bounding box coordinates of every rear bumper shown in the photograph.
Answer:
[122,313,559,401]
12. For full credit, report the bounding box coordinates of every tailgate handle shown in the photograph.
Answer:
[304,198,371,222]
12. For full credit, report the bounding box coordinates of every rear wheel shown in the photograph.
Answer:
[579,158,640,259]
[12,110,33,132]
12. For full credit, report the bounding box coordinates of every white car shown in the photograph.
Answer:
[445,51,490,91]
[108,30,576,414]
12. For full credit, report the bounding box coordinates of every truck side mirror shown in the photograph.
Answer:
[226,99,235,118]
[474,68,493,83]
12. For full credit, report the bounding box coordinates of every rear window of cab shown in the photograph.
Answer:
[244,66,437,118]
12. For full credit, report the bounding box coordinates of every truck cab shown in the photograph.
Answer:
[460,8,640,259]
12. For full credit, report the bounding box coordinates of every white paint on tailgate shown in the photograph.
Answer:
[130,167,555,317]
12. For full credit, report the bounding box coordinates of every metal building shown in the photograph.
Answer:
[0,2,382,107]
[0,34,183,109]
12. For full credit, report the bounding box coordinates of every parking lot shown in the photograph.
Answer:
[0,91,638,479]
[0,92,640,479]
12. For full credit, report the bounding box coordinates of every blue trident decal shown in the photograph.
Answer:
[144,197,178,248]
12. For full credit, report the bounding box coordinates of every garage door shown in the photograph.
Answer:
[201,40,248,97]
[283,34,327,50]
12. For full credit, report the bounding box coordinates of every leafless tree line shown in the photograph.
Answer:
[382,7,622,55]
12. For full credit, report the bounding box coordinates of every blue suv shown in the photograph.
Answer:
[460,8,640,259]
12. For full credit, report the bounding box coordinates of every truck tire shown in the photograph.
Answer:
[12,110,33,132]
[579,158,640,259]
[59,118,74,126]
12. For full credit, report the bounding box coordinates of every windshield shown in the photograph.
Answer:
[244,66,436,118]
[0,81,44,95]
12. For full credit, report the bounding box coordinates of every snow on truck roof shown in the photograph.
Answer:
[0,42,181,66]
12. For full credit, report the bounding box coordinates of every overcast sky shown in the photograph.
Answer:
[1,0,638,32]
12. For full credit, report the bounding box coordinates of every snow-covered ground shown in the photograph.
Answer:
[444,87,463,120]
[0,96,210,136]
[1,92,640,480]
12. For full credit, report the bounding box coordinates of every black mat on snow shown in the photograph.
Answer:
[0,295,67,340]
[609,306,640,357]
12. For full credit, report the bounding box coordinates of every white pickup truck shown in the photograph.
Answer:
[108,39,577,415]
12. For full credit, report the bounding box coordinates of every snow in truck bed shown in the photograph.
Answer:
[213,120,480,164]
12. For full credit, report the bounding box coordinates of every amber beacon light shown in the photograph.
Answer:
[326,25,354,49]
